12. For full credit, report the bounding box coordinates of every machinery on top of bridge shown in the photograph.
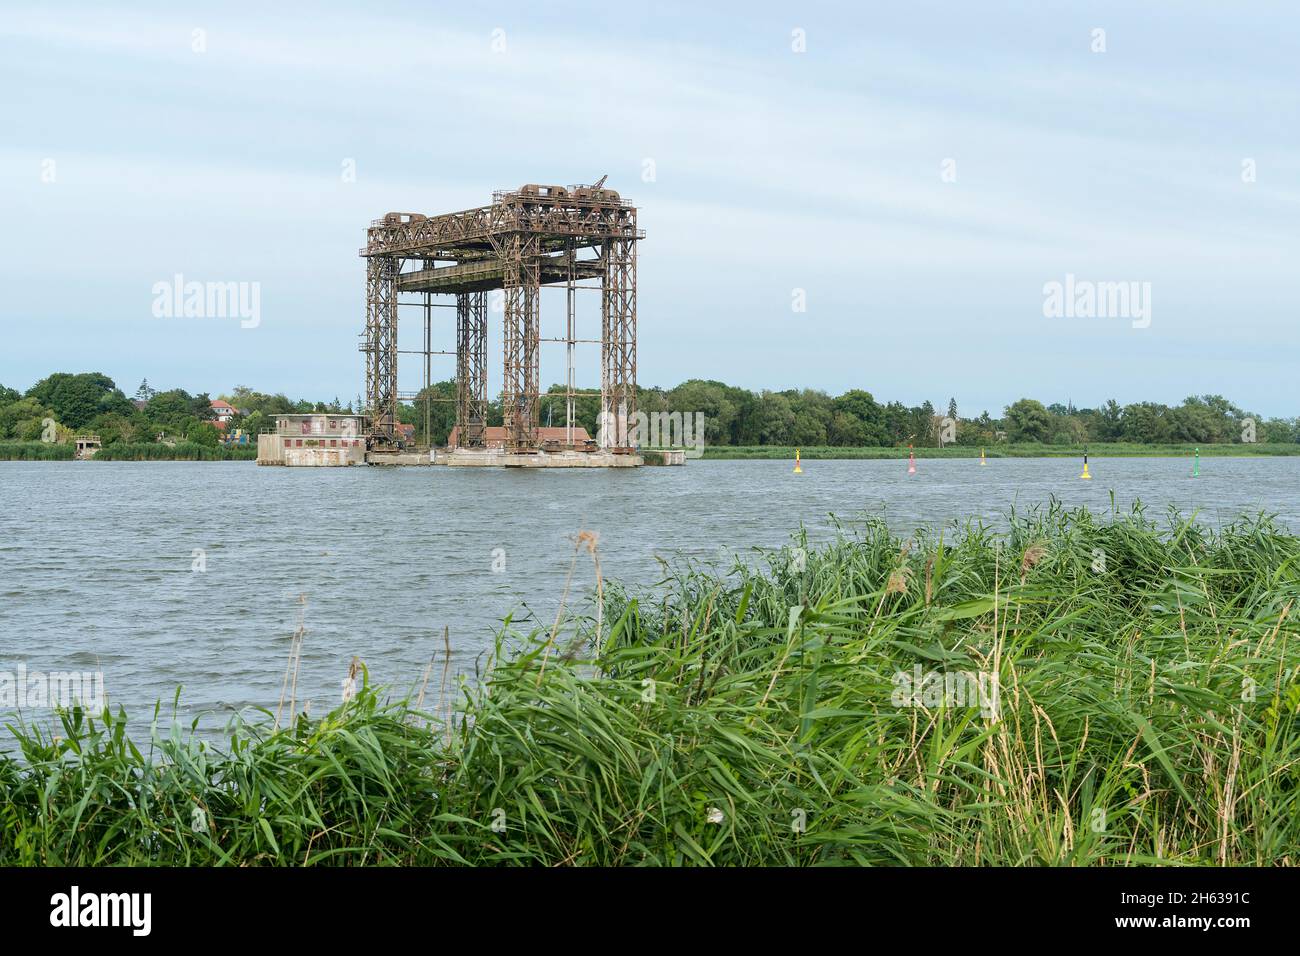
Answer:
[359,178,643,462]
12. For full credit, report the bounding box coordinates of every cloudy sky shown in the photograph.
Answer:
[2,1,1296,414]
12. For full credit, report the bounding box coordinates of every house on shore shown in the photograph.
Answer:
[210,400,237,432]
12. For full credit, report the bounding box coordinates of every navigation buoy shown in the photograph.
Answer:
[793,448,802,474]
[980,447,987,466]
[907,444,916,475]
[1080,450,1092,480]
[1192,447,1200,477]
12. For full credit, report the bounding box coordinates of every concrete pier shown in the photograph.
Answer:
[442,448,642,467]
[366,450,436,466]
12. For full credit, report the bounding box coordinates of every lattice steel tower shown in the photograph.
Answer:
[359,181,642,454]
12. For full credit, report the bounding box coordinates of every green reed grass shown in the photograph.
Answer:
[0,442,75,461]
[703,442,1300,459]
[91,442,257,461]
[0,442,256,461]
[2,502,1298,865]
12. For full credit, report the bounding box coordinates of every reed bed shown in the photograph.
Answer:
[0,441,256,461]
[703,443,1300,459]
[0,442,75,461]
[92,442,257,461]
[2,503,1298,865]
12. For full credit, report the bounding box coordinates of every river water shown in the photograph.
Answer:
[2,456,1297,733]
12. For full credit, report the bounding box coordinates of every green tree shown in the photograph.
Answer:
[636,386,669,418]
[222,386,297,418]
[237,410,269,438]
[1170,395,1241,444]
[1004,399,1053,443]
[1261,418,1298,443]
[832,389,886,445]
[187,422,221,447]
[910,400,937,447]
[26,372,131,430]
[757,392,796,445]
[1051,416,1089,445]
[398,380,458,445]
[1121,402,1173,443]
[829,411,867,445]
[89,412,138,445]
[790,409,827,446]
[785,390,833,445]
[1093,399,1123,441]
[146,389,198,425]
[0,397,57,441]
[668,380,738,446]
[881,401,912,444]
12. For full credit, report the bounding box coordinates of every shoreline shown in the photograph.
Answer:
[3,442,1297,463]
[702,443,1300,460]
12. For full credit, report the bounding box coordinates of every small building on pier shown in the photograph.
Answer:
[73,435,102,460]
[257,414,367,466]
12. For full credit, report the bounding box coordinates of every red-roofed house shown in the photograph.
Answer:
[210,400,237,432]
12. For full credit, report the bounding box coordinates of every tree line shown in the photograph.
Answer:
[0,374,341,448]
[2,372,1294,449]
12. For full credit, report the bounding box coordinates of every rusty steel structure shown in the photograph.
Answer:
[359,181,643,453]
[455,290,488,448]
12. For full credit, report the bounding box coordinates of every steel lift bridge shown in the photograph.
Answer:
[359,178,643,455]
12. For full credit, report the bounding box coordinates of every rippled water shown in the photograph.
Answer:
[2,456,1297,732]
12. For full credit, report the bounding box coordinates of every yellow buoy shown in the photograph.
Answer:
[979,447,987,466]
[1080,451,1092,480]
[794,448,802,474]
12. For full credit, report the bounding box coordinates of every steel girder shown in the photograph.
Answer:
[456,291,488,447]
[497,232,542,452]
[601,236,637,450]
[365,255,400,444]
[362,199,641,259]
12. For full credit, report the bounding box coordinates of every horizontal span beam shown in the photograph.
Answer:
[362,204,642,258]
[398,258,604,294]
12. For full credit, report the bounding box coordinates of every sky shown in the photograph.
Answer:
[1,1,1297,416]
